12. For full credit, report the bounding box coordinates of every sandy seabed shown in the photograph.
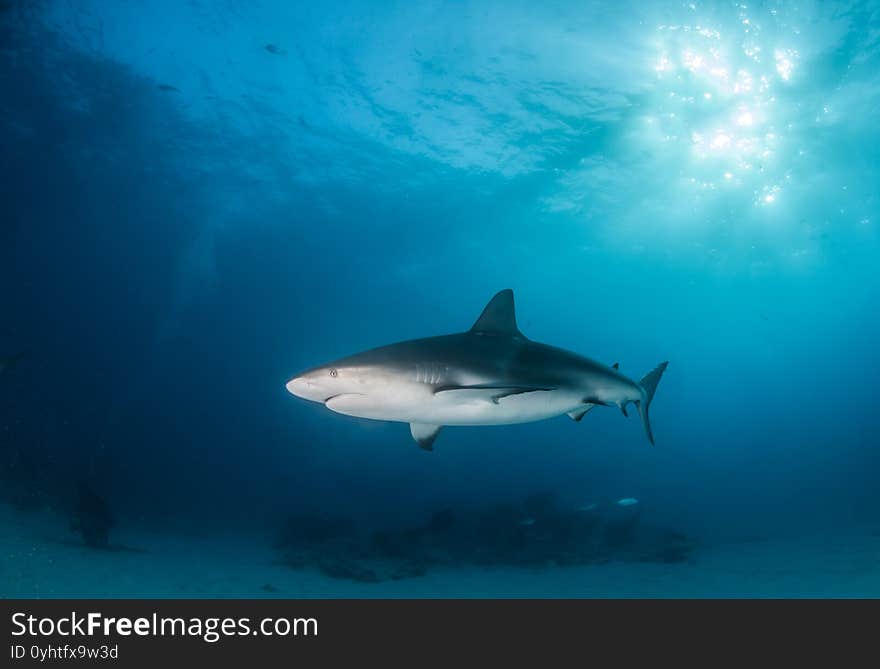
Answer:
[2,505,879,598]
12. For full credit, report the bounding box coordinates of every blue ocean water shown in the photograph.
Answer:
[1,0,879,597]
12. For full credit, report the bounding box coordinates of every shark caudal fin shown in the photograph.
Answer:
[636,361,668,445]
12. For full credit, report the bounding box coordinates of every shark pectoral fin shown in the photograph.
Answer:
[490,387,554,403]
[568,404,596,422]
[433,385,554,404]
[410,423,442,451]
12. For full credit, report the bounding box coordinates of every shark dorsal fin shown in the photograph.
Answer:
[470,289,522,337]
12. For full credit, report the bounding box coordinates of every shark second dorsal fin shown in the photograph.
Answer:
[470,289,522,337]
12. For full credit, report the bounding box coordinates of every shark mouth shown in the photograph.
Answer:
[323,393,365,405]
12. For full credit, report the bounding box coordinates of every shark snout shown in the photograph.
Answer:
[285,376,302,395]
[286,368,349,403]
[285,376,325,402]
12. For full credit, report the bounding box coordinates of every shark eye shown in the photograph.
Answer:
[329,368,338,378]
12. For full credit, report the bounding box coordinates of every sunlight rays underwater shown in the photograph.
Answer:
[543,1,876,270]
[43,1,879,275]
[648,5,803,209]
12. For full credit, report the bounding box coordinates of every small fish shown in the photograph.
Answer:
[265,44,286,55]
[577,503,599,513]
[616,497,639,507]
[520,517,536,526]
[158,84,180,93]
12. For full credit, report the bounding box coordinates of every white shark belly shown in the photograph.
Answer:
[325,386,581,426]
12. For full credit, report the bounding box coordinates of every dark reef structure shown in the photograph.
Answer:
[276,512,426,583]
[275,494,697,583]
[70,482,115,549]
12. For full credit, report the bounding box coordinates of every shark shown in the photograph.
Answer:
[285,290,668,450]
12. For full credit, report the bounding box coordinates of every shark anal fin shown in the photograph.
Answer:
[568,404,596,422]
[410,423,442,451]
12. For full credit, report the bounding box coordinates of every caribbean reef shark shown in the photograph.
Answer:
[286,290,667,450]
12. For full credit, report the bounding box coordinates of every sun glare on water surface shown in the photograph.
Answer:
[642,3,808,212]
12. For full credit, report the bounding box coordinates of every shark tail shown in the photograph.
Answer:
[636,361,668,445]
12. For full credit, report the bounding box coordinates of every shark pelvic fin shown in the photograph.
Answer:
[470,289,523,337]
[568,404,596,422]
[410,423,442,451]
